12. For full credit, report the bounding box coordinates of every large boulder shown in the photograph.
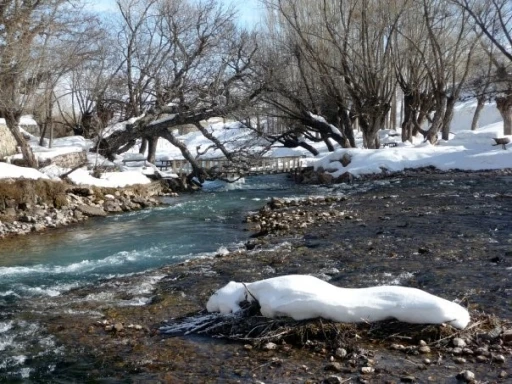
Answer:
[76,205,107,217]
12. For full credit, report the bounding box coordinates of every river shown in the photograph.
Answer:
[1,172,511,382]
[0,175,333,381]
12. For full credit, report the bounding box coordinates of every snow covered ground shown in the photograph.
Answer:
[0,101,510,187]
[207,275,470,329]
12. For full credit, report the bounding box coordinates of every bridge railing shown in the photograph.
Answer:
[155,156,305,177]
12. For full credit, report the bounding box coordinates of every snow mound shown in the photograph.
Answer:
[67,169,151,188]
[0,163,49,180]
[207,275,470,329]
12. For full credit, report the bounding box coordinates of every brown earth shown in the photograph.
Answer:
[21,171,512,383]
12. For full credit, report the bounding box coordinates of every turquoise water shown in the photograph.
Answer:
[0,175,319,302]
[0,175,327,380]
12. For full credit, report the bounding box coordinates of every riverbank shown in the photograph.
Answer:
[20,171,511,383]
[0,178,175,238]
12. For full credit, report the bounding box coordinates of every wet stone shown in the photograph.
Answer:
[263,342,277,351]
[493,354,506,363]
[324,362,343,372]
[476,355,488,363]
[323,376,343,384]
[360,366,375,374]
[335,348,348,358]
[456,370,475,382]
[419,346,431,354]
[452,347,463,355]
[452,338,466,348]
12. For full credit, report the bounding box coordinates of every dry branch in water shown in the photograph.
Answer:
[160,301,510,353]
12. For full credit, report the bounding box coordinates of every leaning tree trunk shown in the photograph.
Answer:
[4,113,38,168]
[425,93,447,144]
[471,95,486,131]
[496,95,512,136]
[139,138,148,155]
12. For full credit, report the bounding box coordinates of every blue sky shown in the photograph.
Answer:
[87,0,263,28]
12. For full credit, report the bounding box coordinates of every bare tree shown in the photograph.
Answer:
[454,0,512,135]
[260,0,402,149]
[97,0,262,181]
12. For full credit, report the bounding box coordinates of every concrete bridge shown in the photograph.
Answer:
[155,156,305,178]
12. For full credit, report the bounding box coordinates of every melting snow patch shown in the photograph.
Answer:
[206,275,470,329]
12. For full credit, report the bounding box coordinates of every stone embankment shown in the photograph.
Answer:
[0,179,176,238]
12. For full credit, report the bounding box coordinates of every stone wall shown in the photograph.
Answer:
[39,150,88,169]
[0,123,17,159]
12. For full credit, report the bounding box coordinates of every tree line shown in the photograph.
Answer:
[0,0,510,175]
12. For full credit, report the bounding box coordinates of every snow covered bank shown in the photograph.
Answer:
[207,275,470,329]
[0,163,49,180]
[314,124,512,179]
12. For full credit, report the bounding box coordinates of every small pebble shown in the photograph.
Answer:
[453,357,467,364]
[476,355,488,363]
[419,346,431,354]
[244,344,253,350]
[456,370,475,382]
[452,347,463,355]
[361,367,375,374]
[263,342,277,350]
[423,358,431,365]
[452,338,466,348]
[493,354,506,363]
[335,347,348,358]
[390,344,405,351]
[324,362,343,373]
[323,376,342,384]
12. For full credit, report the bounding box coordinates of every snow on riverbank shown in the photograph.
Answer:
[1,101,510,186]
[207,275,470,329]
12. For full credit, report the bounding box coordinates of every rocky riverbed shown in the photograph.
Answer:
[8,171,512,383]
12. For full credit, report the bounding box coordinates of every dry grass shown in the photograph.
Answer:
[0,178,68,208]
[161,300,509,352]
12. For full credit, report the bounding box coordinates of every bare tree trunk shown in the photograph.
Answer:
[441,96,456,141]
[391,91,397,130]
[339,108,356,148]
[147,136,158,163]
[5,113,38,167]
[496,95,512,136]
[401,95,414,142]
[160,130,208,182]
[139,138,148,154]
[471,95,486,131]
[426,93,447,144]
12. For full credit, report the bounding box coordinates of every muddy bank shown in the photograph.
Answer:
[22,171,512,383]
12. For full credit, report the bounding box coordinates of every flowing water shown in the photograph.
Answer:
[1,173,511,382]
[0,175,332,381]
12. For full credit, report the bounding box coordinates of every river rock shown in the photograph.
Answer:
[323,376,343,384]
[324,362,343,372]
[104,200,123,213]
[318,172,334,185]
[262,342,277,350]
[456,370,475,382]
[452,338,466,348]
[76,205,107,217]
[335,348,347,358]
